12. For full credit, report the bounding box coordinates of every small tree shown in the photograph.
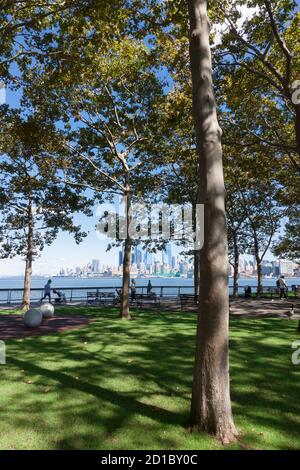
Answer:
[226,191,251,299]
[235,172,281,293]
[0,111,90,309]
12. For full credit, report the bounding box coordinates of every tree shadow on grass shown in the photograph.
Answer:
[3,310,300,449]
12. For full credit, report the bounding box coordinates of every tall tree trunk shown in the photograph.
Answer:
[233,232,239,299]
[194,249,200,299]
[253,234,262,293]
[120,188,131,319]
[21,204,34,310]
[257,261,263,294]
[294,103,300,165]
[188,0,237,444]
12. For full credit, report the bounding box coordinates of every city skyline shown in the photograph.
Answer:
[11,250,297,280]
[0,226,295,277]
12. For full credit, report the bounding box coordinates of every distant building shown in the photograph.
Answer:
[118,250,123,268]
[166,243,172,267]
[261,260,273,276]
[92,259,100,273]
[132,246,142,268]
[154,260,160,274]
[272,260,280,276]
[171,255,176,270]
[279,259,293,276]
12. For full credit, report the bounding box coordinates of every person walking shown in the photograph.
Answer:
[41,279,52,302]
[131,279,136,301]
[278,276,288,300]
[147,280,153,296]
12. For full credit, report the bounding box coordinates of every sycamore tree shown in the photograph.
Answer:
[216,0,300,172]
[215,1,300,266]
[0,0,128,79]
[23,39,163,319]
[187,0,237,443]
[0,110,90,309]
[233,151,282,292]
[272,155,300,262]
[274,210,300,261]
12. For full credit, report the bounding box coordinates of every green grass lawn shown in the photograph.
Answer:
[0,307,299,450]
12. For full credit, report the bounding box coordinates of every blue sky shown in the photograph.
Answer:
[0,84,5,105]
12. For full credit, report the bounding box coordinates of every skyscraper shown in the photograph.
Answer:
[166,243,172,267]
[118,250,123,268]
[92,259,100,273]
[134,246,142,268]
[279,259,293,276]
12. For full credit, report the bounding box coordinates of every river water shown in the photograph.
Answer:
[0,275,299,303]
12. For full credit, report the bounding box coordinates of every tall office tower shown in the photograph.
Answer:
[118,250,123,268]
[272,260,280,276]
[279,259,293,276]
[92,259,100,273]
[171,255,176,270]
[166,243,172,267]
[134,246,142,268]
[154,260,160,274]
[143,250,151,267]
[161,250,165,266]
[137,249,142,266]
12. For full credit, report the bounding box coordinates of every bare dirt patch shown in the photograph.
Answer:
[0,314,92,340]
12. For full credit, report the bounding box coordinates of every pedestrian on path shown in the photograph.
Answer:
[278,276,288,300]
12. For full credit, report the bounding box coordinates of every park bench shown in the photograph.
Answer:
[99,292,115,305]
[132,293,160,308]
[255,287,278,298]
[292,285,300,298]
[87,291,116,305]
[179,294,198,311]
[86,291,100,304]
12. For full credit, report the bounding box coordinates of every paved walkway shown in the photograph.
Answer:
[0,298,300,319]
[229,298,300,319]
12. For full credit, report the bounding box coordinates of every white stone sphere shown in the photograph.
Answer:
[40,303,55,318]
[23,309,43,328]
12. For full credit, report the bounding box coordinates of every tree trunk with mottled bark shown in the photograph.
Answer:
[21,204,34,310]
[187,0,237,444]
[294,103,300,161]
[120,189,131,319]
[233,232,239,299]
[253,234,263,293]
[194,250,200,299]
[257,262,263,294]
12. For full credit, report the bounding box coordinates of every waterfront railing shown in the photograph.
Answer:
[0,284,281,305]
